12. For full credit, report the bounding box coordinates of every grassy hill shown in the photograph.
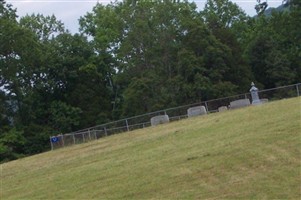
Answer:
[1,97,300,199]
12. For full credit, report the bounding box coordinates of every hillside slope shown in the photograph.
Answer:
[1,97,300,199]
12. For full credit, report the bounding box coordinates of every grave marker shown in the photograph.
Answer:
[151,115,170,126]
[187,106,207,117]
[218,106,228,112]
[250,82,261,105]
[229,99,250,109]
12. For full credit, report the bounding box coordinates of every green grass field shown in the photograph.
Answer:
[1,97,300,199]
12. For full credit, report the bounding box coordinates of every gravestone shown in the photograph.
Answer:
[150,115,170,126]
[229,99,250,109]
[250,82,261,105]
[187,106,207,117]
[218,106,228,112]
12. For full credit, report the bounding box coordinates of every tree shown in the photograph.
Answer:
[201,0,253,92]
[68,63,113,127]
[80,0,254,117]
[0,128,26,162]
[245,7,300,88]
[20,14,65,42]
[49,101,81,133]
[202,0,248,29]
[0,1,43,126]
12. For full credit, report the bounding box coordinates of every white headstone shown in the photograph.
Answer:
[218,106,228,112]
[187,106,207,117]
[229,99,250,109]
[150,115,170,126]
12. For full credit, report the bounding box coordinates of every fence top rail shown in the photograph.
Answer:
[61,83,300,136]
[258,83,300,93]
[128,121,151,127]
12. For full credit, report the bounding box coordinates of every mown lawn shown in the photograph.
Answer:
[1,97,300,199]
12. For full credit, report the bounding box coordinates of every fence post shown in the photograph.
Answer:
[104,127,107,136]
[82,132,85,143]
[205,101,209,112]
[61,134,65,147]
[88,129,91,140]
[125,119,130,132]
[94,130,97,140]
[296,84,300,97]
[72,133,75,145]
[50,136,53,150]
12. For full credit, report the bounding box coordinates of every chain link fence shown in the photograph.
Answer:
[50,83,301,150]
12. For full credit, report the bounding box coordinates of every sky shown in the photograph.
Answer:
[6,0,284,33]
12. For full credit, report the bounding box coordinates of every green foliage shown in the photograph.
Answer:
[201,0,252,92]
[202,0,248,29]
[0,1,17,21]
[122,77,155,116]
[69,63,112,126]
[0,128,26,162]
[49,101,82,133]
[20,14,65,41]
[23,124,53,154]
[245,9,300,88]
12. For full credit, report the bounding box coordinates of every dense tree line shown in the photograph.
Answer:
[0,0,300,162]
